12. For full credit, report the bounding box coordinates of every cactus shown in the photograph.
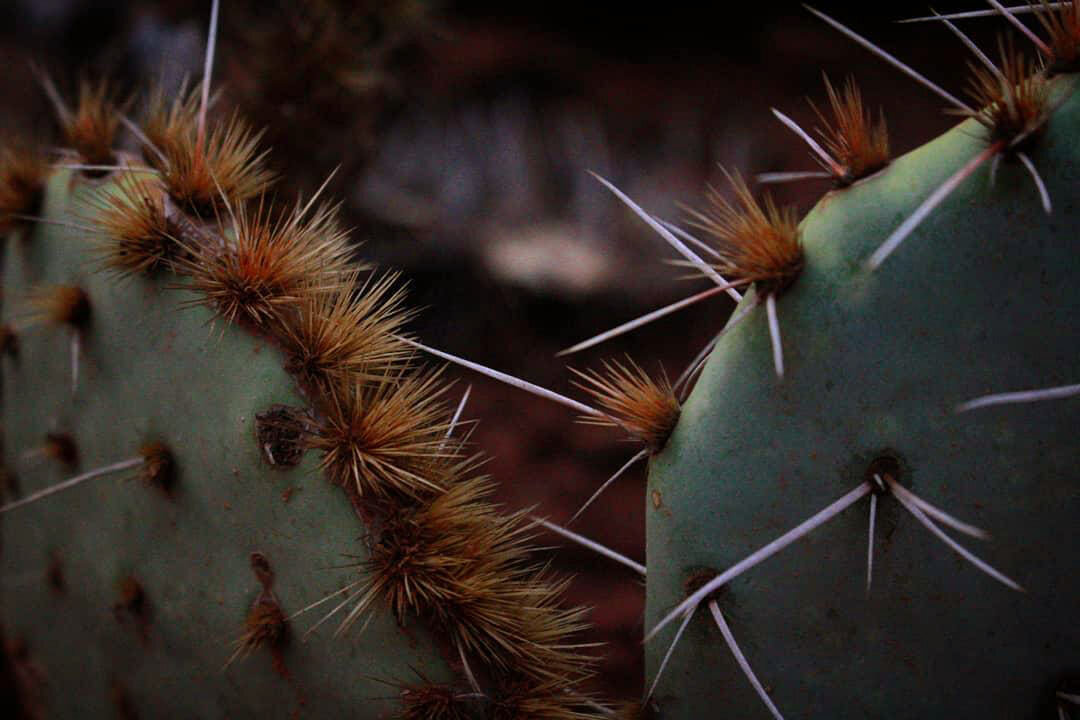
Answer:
[638,9,1080,719]
[0,168,467,717]
[3,3,1080,719]
[0,4,598,717]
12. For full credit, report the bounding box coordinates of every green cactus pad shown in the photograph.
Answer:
[646,78,1080,718]
[0,170,454,718]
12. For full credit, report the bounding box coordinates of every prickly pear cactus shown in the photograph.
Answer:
[0,48,596,719]
[0,169,458,717]
[645,59,1080,720]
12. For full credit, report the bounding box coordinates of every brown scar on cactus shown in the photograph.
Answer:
[113,575,151,642]
[254,405,308,468]
[0,442,172,513]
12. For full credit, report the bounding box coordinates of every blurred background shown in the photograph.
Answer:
[0,0,1019,703]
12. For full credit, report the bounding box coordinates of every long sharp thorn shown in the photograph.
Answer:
[771,108,842,175]
[643,606,695,703]
[532,518,647,576]
[990,153,1002,187]
[886,477,1023,591]
[674,334,720,397]
[119,113,170,168]
[756,171,834,185]
[304,588,361,641]
[590,172,734,290]
[1058,692,1080,705]
[956,382,1080,411]
[558,285,732,357]
[673,298,759,394]
[765,294,784,379]
[657,218,723,261]
[445,385,472,439]
[31,63,72,127]
[867,493,877,594]
[985,0,1053,56]
[198,0,222,152]
[0,457,145,514]
[658,219,744,299]
[708,601,786,720]
[287,579,364,622]
[1059,704,1068,720]
[5,215,99,234]
[569,449,649,524]
[399,337,607,419]
[804,5,974,112]
[1017,152,1052,214]
[899,5,1061,23]
[458,643,484,697]
[296,166,341,220]
[886,479,989,540]
[53,164,160,175]
[647,481,872,642]
[867,142,1000,270]
[935,10,1006,80]
[437,385,472,455]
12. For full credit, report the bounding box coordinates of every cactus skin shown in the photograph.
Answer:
[646,78,1080,718]
[0,171,455,718]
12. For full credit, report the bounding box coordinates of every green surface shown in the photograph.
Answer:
[1,170,453,718]
[646,78,1080,718]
